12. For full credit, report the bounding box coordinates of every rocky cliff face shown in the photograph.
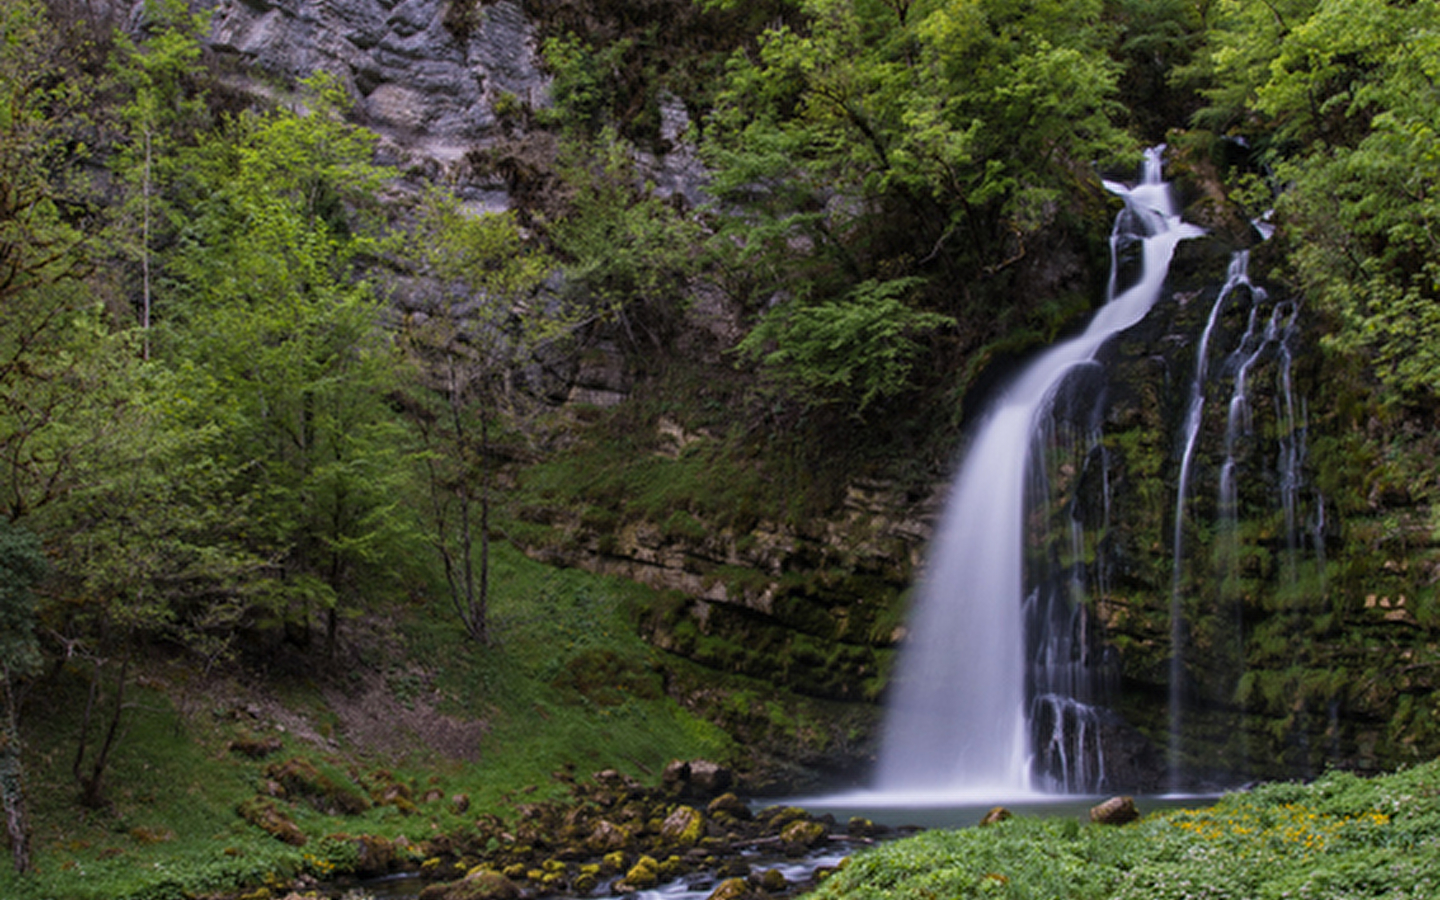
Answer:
[113,0,545,187]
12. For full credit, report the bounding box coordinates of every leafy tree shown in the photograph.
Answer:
[40,383,268,807]
[0,0,103,520]
[546,133,706,344]
[701,0,1128,414]
[107,0,211,360]
[163,76,418,652]
[401,189,555,643]
[704,0,1127,294]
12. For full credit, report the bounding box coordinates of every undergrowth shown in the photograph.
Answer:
[814,761,1440,900]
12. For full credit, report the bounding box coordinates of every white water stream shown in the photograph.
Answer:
[874,149,1203,799]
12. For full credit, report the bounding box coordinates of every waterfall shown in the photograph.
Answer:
[1168,252,1259,789]
[875,148,1202,798]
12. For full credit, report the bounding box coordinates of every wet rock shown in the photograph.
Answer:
[779,819,828,855]
[621,855,661,891]
[979,806,1013,826]
[338,833,395,877]
[586,819,632,854]
[418,869,521,900]
[1089,796,1141,826]
[660,805,705,847]
[708,792,753,821]
[707,876,765,900]
[755,867,788,892]
[846,815,889,837]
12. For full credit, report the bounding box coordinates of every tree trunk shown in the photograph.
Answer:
[73,651,129,810]
[0,672,30,874]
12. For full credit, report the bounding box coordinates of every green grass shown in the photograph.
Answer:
[814,760,1440,900]
[0,542,735,900]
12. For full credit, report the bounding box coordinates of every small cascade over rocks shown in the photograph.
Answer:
[1166,248,1319,788]
[875,148,1203,798]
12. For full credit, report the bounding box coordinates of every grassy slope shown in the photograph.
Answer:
[814,760,1440,900]
[1,542,733,900]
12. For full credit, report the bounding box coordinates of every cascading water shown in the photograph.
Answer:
[875,148,1203,798]
[1164,246,1320,788]
[1168,252,1260,788]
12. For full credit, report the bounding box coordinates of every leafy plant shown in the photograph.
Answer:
[736,276,954,413]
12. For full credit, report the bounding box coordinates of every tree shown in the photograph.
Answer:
[108,0,211,360]
[700,0,1128,413]
[401,189,555,643]
[0,519,46,873]
[164,76,419,653]
[0,0,102,520]
[703,0,1127,297]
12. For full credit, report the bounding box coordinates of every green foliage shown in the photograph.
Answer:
[0,0,113,522]
[161,75,420,632]
[704,0,1129,297]
[0,520,45,676]
[815,761,1440,900]
[1199,0,1440,402]
[737,277,953,412]
[547,132,705,327]
[400,189,558,643]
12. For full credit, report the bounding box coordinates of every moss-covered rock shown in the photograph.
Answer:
[659,805,705,847]
[236,797,306,846]
[779,819,828,855]
[417,870,522,900]
[621,854,661,890]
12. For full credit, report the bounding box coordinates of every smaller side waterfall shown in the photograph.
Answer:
[1168,253,1256,788]
[1165,247,1324,788]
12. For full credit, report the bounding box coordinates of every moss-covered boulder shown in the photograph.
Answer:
[659,805,705,847]
[779,819,828,855]
[264,757,371,815]
[587,818,633,853]
[620,854,661,890]
[417,869,522,900]
[707,876,765,900]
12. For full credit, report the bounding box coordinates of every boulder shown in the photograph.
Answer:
[236,796,306,846]
[1089,796,1141,826]
[417,869,521,900]
[586,819,632,854]
[659,805,705,847]
[689,760,733,795]
[755,867,788,892]
[708,792,753,821]
[621,855,661,891]
[779,819,828,855]
[707,877,764,900]
[663,758,734,800]
[979,806,1013,827]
